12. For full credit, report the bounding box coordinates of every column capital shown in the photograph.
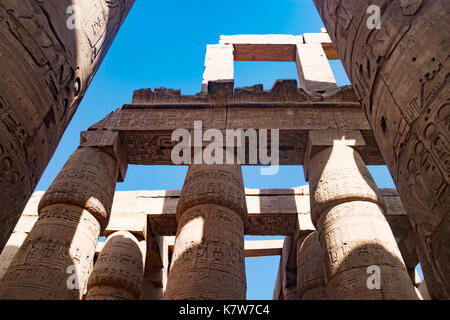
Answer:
[80,130,128,182]
[303,129,366,180]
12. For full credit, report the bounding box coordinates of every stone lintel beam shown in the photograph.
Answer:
[15,188,411,238]
[80,130,128,182]
[89,92,383,166]
[165,238,284,258]
[219,33,339,61]
[221,34,303,62]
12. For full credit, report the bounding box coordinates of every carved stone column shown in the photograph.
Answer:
[0,0,135,252]
[312,0,449,297]
[86,231,145,300]
[415,242,445,300]
[0,132,125,299]
[305,130,417,299]
[164,163,248,300]
[297,231,327,300]
[0,232,28,280]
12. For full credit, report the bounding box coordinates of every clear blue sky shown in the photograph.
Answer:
[35,1,420,299]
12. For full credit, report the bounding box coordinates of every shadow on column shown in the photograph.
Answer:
[86,231,144,300]
[0,146,118,300]
[327,241,418,300]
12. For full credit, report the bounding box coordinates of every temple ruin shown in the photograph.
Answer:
[0,1,448,301]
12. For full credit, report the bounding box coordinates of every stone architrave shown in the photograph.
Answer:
[312,0,449,297]
[297,231,327,300]
[164,162,248,300]
[86,231,145,300]
[0,0,135,252]
[0,146,120,299]
[305,130,418,299]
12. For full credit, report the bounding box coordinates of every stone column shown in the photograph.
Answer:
[312,0,449,297]
[0,0,135,252]
[297,231,327,300]
[415,242,445,300]
[0,144,122,299]
[164,163,248,300]
[0,232,28,280]
[304,130,417,299]
[141,278,164,300]
[86,231,145,300]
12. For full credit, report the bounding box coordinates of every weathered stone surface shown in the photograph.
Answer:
[176,164,248,222]
[307,144,417,299]
[79,130,128,181]
[308,146,385,222]
[0,0,134,252]
[218,33,339,61]
[86,231,145,300]
[88,88,384,166]
[141,278,164,300]
[0,147,119,299]
[220,34,303,62]
[220,34,304,45]
[416,242,447,300]
[202,44,234,94]
[12,187,412,238]
[39,147,119,230]
[165,164,247,300]
[296,43,337,93]
[297,231,327,300]
[272,236,299,300]
[165,205,246,300]
[0,205,101,300]
[143,234,172,298]
[313,0,450,297]
[0,232,28,280]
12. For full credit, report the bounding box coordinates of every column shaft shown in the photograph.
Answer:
[0,232,28,280]
[312,0,449,296]
[0,0,135,252]
[0,147,119,299]
[308,145,417,299]
[86,231,145,300]
[164,164,247,300]
[297,231,327,300]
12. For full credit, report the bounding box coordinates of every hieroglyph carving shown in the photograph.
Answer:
[0,0,134,251]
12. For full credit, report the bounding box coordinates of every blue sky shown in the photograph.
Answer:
[35,1,420,299]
